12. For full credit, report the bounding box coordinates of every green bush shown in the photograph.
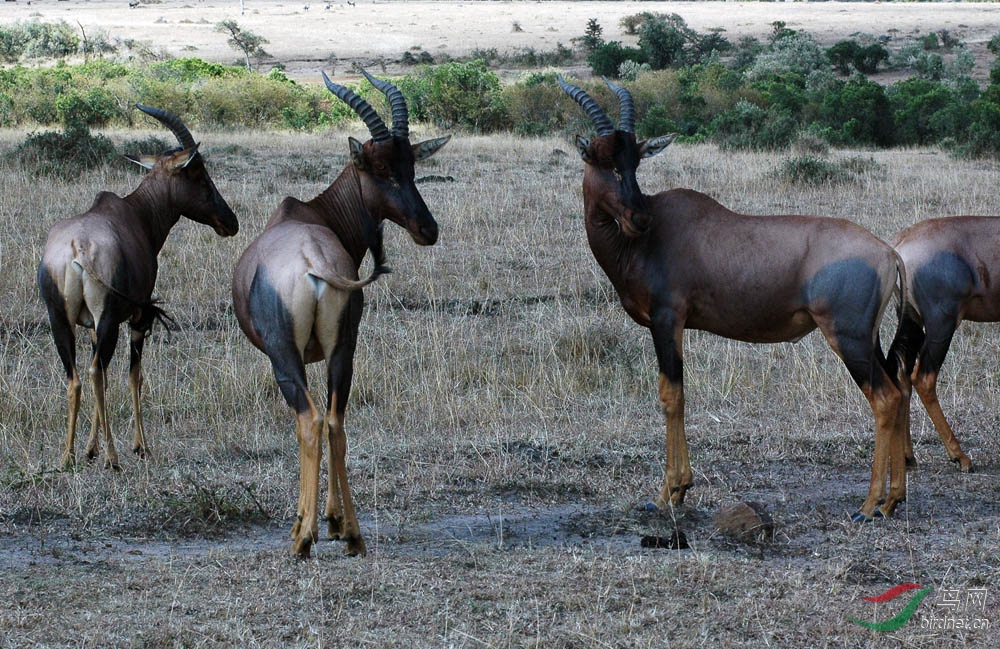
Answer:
[954,98,1000,158]
[745,30,828,82]
[15,122,116,177]
[816,77,894,147]
[888,78,957,145]
[828,40,889,75]
[774,155,882,186]
[587,41,645,77]
[0,20,79,62]
[55,87,119,128]
[505,72,565,136]
[408,60,507,132]
[711,100,798,151]
[638,18,689,69]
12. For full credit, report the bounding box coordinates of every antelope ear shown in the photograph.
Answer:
[163,145,200,172]
[412,135,450,161]
[575,135,594,163]
[348,136,368,170]
[124,153,157,170]
[639,134,676,159]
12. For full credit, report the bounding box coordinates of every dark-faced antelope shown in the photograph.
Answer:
[231,70,449,558]
[38,104,239,470]
[559,76,908,521]
[889,216,1000,473]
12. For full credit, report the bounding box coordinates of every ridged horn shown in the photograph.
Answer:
[135,104,196,150]
[557,75,614,136]
[360,68,409,140]
[322,70,391,142]
[603,77,636,134]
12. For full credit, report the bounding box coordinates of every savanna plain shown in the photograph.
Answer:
[2,2,1000,648]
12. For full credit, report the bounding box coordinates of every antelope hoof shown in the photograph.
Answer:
[344,535,367,557]
[133,445,148,460]
[291,537,313,559]
[905,455,918,469]
[954,456,974,473]
[104,457,122,472]
[851,508,885,524]
[326,515,344,540]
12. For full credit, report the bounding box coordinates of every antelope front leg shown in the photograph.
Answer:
[87,357,120,470]
[655,373,690,507]
[327,410,366,556]
[650,317,690,508]
[129,333,150,459]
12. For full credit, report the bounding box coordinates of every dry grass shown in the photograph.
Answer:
[1,127,998,647]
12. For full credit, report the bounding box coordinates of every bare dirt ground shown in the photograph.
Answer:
[6,0,1000,81]
[2,3,1000,647]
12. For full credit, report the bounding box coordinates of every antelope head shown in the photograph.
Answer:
[558,76,676,237]
[324,69,449,245]
[128,104,239,237]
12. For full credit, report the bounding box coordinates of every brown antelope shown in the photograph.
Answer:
[558,76,908,522]
[231,69,449,558]
[890,216,1000,473]
[38,104,239,471]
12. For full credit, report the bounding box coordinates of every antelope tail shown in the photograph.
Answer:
[72,257,177,336]
[308,264,392,293]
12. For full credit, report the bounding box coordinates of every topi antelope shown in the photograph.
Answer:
[231,69,449,558]
[38,104,239,471]
[889,216,1000,473]
[558,76,908,522]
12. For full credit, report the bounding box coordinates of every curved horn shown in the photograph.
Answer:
[322,70,391,142]
[135,104,196,150]
[603,77,636,134]
[360,68,409,140]
[557,75,614,136]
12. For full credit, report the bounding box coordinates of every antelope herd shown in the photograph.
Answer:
[35,73,994,557]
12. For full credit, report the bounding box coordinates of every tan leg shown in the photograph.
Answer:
[325,400,344,540]
[856,380,905,520]
[655,373,691,508]
[897,369,917,468]
[128,357,148,458]
[88,357,120,470]
[913,363,973,472]
[291,405,322,558]
[326,401,365,556]
[61,370,82,470]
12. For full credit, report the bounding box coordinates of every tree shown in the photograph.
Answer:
[215,19,269,71]
[573,18,604,54]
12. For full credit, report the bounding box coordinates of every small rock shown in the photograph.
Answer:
[712,501,774,542]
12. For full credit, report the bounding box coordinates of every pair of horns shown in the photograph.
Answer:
[135,103,197,150]
[557,75,636,136]
[323,68,409,142]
